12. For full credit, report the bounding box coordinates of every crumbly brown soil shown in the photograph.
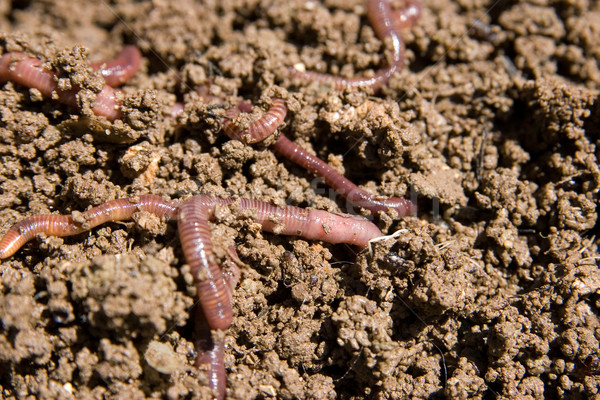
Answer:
[1,0,599,399]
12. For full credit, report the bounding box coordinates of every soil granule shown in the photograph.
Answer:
[1,0,599,399]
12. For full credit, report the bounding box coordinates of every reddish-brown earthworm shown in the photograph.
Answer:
[388,0,422,31]
[90,45,142,87]
[0,194,383,398]
[229,195,383,245]
[194,255,240,400]
[0,194,382,324]
[194,305,227,399]
[221,99,416,216]
[272,135,417,216]
[177,196,234,330]
[0,46,142,121]
[0,195,177,259]
[288,0,421,90]
[222,98,287,144]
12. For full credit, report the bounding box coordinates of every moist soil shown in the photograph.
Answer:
[0,0,599,399]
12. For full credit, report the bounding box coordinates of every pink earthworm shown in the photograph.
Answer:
[177,196,233,330]
[0,194,383,396]
[221,98,287,144]
[273,135,416,216]
[389,0,422,31]
[177,194,382,329]
[194,252,240,400]
[222,100,416,216]
[90,45,142,87]
[0,193,381,319]
[288,0,421,91]
[0,195,177,259]
[0,46,142,121]
[227,195,383,245]
[194,306,227,400]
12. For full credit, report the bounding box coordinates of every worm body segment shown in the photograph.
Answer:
[222,99,416,216]
[194,255,240,400]
[233,197,383,246]
[194,306,227,400]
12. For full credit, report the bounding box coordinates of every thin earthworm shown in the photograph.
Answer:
[90,45,142,87]
[371,0,421,41]
[221,99,416,216]
[287,56,400,92]
[0,46,142,121]
[193,251,240,400]
[0,195,177,259]
[288,0,421,91]
[221,98,287,144]
[272,135,416,216]
[194,305,227,400]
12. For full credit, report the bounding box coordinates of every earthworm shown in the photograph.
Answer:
[0,46,141,121]
[272,135,416,216]
[90,45,142,87]
[193,252,240,400]
[287,53,400,92]
[177,194,382,330]
[222,100,416,216]
[222,98,287,144]
[0,193,383,396]
[0,195,177,259]
[288,0,420,91]
[194,306,227,400]
[229,196,383,245]
[177,196,233,331]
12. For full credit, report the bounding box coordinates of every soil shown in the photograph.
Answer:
[0,0,599,399]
